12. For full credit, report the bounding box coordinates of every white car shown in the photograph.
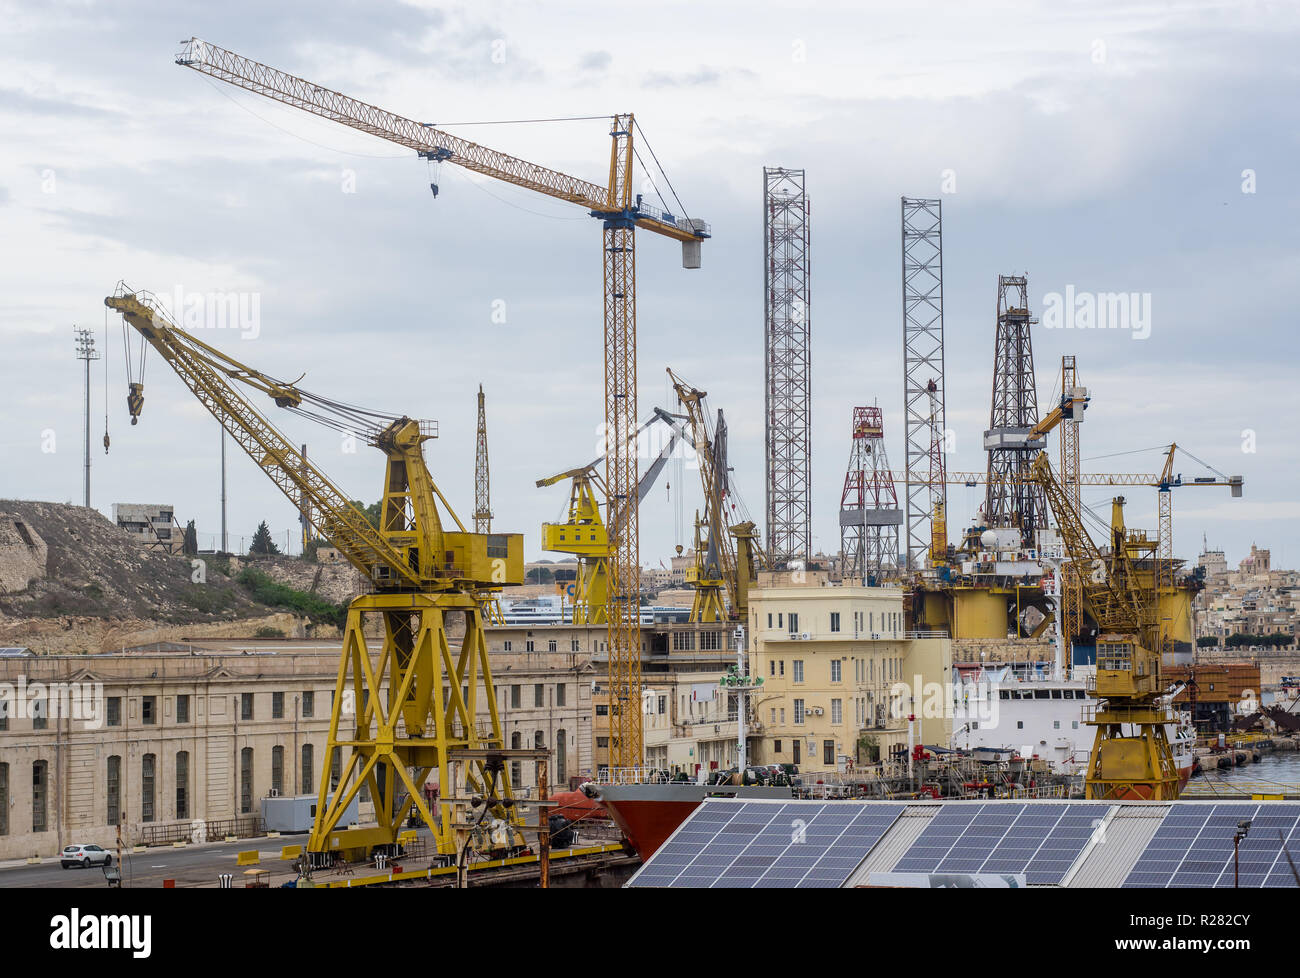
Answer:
[60,844,113,869]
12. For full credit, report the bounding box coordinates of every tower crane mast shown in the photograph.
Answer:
[176,37,709,775]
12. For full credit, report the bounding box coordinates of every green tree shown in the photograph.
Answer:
[1196,636,1220,648]
[348,499,383,530]
[526,566,554,585]
[249,520,281,557]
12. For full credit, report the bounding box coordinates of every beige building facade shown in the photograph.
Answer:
[747,582,952,777]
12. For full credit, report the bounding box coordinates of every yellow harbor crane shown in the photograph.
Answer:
[1028,452,1178,799]
[667,368,765,624]
[537,408,688,624]
[175,38,709,773]
[107,284,524,858]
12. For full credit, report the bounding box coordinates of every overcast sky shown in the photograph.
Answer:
[1,0,1296,573]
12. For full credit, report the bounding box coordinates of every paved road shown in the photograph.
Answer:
[0,833,313,889]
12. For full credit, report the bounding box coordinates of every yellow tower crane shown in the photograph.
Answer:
[107,284,524,858]
[175,37,709,775]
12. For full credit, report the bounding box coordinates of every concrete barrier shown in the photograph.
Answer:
[236,850,260,866]
[280,844,303,860]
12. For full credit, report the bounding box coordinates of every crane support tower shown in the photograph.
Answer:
[839,406,902,583]
[901,198,947,571]
[763,167,812,569]
[1029,452,1178,799]
[107,285,525,858]
[984,275,1048,548]
[175,38,709,776]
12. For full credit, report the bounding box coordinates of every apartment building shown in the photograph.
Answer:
[747,582,951,776]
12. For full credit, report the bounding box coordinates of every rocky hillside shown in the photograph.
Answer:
[0,501,363,651]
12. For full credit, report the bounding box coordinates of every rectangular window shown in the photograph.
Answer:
[767,613,773,628]
[700,630,721,651]
[141,754,155,823]
[142,696,157,725]
[32,761,47,833]
[596,737,609,749]
[503,640,512,652]
[794,699,805,724]
[831,699,842,724]
[175,751,189,820]
[770,708,776,723]
[831,660,842,683]
[107,756,121,825]
[240,747,253,814]
[774,740,782,754]
[824,740,834,765]
[780,708,786,724]
[570,639,580,652]
[0,762,7,835]
[596,704,609,716]
[830,611,840,633]
[175,695,189,724]
[525,640,535,653]
[658,695,666,714]
[272,692,285,719]
[301,744,314,794]
[32,697,46,730]
[302,691,313,718]
[769,660,775,676]
[780,661,785,677]
[510,685,521,709]
[241,693,254,721]
[556,684,567,707]
[535,684,544,708]
[548,639,557,652]
[330,748,342,791]
[793,660,804,683]
[271,745,284,795]
[106,697,121,727]
[788,613,799,634]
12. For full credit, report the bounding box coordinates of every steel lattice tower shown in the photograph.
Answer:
[764,167,811,568]
[473,384,491,534]
[839,406,902,582]
[984,275,1048,547]
[901,198,947,570]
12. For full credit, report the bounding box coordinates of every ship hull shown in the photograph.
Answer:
[592,783,792,859]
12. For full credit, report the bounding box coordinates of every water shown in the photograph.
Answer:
[1193,751,1300,791]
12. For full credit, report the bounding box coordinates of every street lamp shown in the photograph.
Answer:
[1233,819,1252,888]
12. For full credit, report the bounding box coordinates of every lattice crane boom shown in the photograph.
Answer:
[177,37,709,774]
[105,286,430,588]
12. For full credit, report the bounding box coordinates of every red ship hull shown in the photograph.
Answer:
[590,783,794,859]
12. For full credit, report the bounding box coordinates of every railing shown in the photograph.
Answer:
[134,814,263,847]
[907,629,950,639]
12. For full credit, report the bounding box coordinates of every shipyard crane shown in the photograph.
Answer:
[175,37,709,774]
[537,408,688,624]
[667,369,766,624]
[106,284,524,858]
[1027,451,1178,799]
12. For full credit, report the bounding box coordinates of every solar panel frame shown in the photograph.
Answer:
[1120,803,1300,889]
[627,800,906,889]
[888,802,1106,884]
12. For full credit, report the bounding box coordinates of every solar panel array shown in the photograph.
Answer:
[890,803,1111,884]
[628,801,904,888]
[1123,803,1300,888]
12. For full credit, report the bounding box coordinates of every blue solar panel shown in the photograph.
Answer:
[1121,803,1300,888]
[627,800,905,888]
[892,803,1109,884]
